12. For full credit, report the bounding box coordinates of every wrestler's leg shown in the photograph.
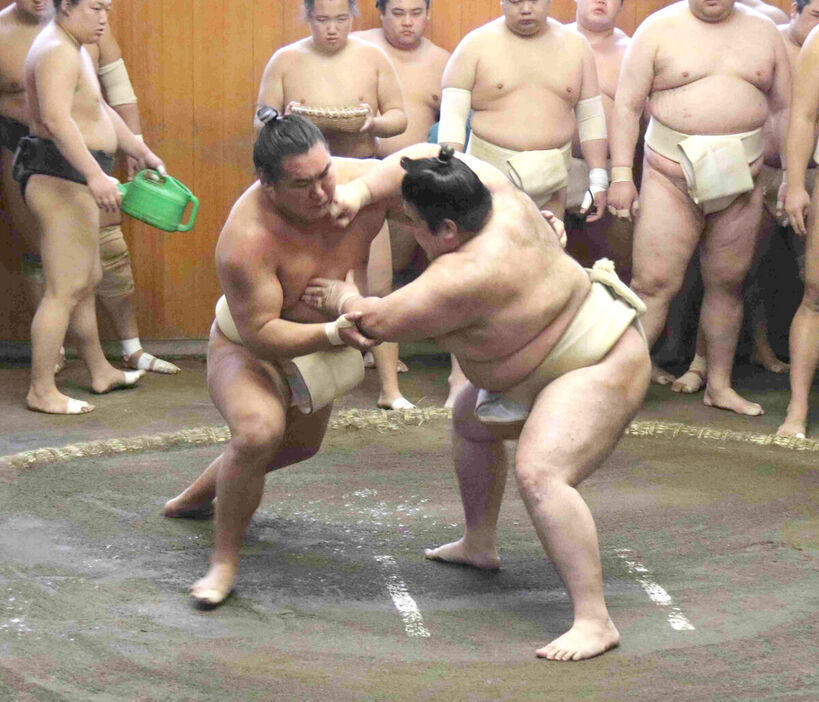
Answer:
[699,186,765,415]
[424,382,511,569]
[181,328,331,605]
[778,185,819,437]
[368,221,413,409]
[515,325,649,661]
[630,162,703,383]
[445,355,468,408]
[671,322,706,394]
[25,176,142,413]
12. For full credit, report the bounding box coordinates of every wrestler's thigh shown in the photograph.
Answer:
[452,381,521,442]
[367,220,393,296]
[804,184,819,295]
[0,151,40,251]
[24,176,100,290]
[206,329,331,462]
[631,163,702,291]
[516,326,649,487]
[700,185,764,285]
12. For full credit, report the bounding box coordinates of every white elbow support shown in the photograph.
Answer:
[438,87,472,146]
[575,96,607,143]
[324,314,355,346]
[98,58,138,106]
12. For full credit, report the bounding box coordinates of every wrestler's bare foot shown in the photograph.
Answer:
[536,618,620,662]
[671,367,705,394]
[753,345,789,374]
[190,562,236,610]
[703,386,764,416]
[26,388,94,415]
[91,368,145,394]
[163,493,215,519]
[377,393,415,410]
[651,363,675,385]
[776,404,808,439]
[424,538,501,570]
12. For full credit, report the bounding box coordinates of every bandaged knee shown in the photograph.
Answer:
[96,225,135,298]
[21,253,43,283]
[98,58,138,106]
[575,96,607,143]
[437,87,472,146]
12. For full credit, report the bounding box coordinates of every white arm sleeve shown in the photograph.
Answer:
[437,87,472,146]
[98,58,138,106]
[575,95,607,143]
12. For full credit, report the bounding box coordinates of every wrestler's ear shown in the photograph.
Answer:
[437,219,461,250]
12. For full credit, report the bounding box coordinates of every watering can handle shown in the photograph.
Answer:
[176,192,200,232]
[116,182,128,196]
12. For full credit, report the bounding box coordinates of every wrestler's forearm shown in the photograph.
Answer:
[111,103,142,136]
[105,104,148,159]
[360,142,440,202]
[580,138,607,170]
[247,319,342,361]
[785,114,814,189]
[372,108,408,138]
[609,105,640,168]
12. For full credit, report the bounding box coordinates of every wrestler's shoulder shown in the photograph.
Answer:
[332,155,380,181]
[347,35,391,59]
[456,18,505,49]
[270,38,311,63]
[350,28,383,46]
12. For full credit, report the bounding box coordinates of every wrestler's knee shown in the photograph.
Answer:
[629,270,680,303]
[97,226,135,299]
[229,413,285,461]
[452,385,498,443]
[514,462,563,504]
[801,282,819,313]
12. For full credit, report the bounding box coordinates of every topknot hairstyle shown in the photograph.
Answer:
[400,147,492,234]
[253,106,328,185]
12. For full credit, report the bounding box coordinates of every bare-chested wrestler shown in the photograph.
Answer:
[353,0,450,375]
[608,0,791,416]
[301,143,649,660]
[671,0,819,395]
[256,0,411,410]
[739,0,789,22]
[565,0,634,281]
[163,108,387,608]
[15,0,166,414]
[437,0,609,405]
[0,2,179,376]
[779,22,819,437]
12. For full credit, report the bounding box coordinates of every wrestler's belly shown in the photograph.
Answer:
[0,93,30,126]
[470,93,575,151]
[650,77,768,136]
[448,277,592,391]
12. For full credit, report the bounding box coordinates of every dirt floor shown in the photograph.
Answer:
[0,347,817,701]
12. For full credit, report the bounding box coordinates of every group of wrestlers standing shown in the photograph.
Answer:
[2,0,818,665]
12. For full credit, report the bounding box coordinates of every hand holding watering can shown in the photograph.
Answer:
[118,169,199,232]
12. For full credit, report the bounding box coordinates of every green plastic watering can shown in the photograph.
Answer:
[117,169,199,232]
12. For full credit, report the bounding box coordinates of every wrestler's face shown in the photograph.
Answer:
[790,0,819,45]
[575,0,622,32]
[688,0,735,23]
[16,0,53,20]
[380,0,429,50]
[403,202,458,259]
[502,0,552,37]
[59,0,111,44]
[274,142,337,222]
[308,0,354,53]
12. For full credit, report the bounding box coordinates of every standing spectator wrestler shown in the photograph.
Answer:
[608,0,791,416]
[436,0,609,406]
[256,0,412,410]
[15,0,166,413]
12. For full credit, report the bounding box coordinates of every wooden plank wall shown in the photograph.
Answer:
[0,0,791,341]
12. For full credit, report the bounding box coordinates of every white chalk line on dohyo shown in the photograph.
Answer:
[374,555,431,638]
[615,548,695,631]
[2,411,817,477]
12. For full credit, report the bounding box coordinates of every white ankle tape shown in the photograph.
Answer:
[325,315,355,345]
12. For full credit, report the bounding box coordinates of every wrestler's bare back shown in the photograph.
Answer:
[446,18,591,151]
[216,158,388,336]
[0,6,49,123]
[25,23,116,152]
[355,28,450,153]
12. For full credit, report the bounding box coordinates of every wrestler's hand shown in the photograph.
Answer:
[582,187,608,223]
[88,171,122,214]
[541,209,567,249]
[302,276,362,317]
[336,311,381,351]
[607,180,639,222]
[139,150,167,178]
[125,154,141,181]
[358,103,375,133]
[784,184,811,237]
[329,181,367,228]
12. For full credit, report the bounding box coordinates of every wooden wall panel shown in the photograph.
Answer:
[0,0,794,341]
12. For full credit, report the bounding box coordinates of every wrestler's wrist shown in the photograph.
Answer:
[589,167,609,191]
[349,178,373,209]
[324,314,356,346]
[610,166,633,184]
[336,291,361,316]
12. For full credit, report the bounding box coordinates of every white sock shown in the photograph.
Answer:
[121,337,142,356]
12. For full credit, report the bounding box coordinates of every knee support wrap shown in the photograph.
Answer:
[96,225,135,298]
